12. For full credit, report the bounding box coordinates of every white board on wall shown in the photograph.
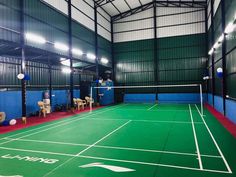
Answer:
[157,22,205,38]
[42,0,68,15]
[72,6,94,31]
[114,29,154,43]
[213,0,221,15]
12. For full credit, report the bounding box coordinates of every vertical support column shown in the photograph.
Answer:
[94,4,99,105]
[20,0,27,123]
[111,19,115,82]
[94,6,99,79]
[221,0,227,115]
[205,7,208,101]
[210,0,215,107]
[49,64,52,107]
[153,1,158,100]
[68,0,74,110]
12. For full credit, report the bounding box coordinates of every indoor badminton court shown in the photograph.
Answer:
[0,0,236,177]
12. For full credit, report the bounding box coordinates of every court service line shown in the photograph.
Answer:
[148,104,158,110]
[43,120,132,177]
[0,104,121,140]
[0,146,230,174]
[89,118,204,124]
[79,155,231,174]
[116,108,188,112]
[3,137,222,159]
[195,105,232,174]
[189,104,203,170]
[0,104,126,146]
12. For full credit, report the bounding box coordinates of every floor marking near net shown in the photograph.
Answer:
[42,120,132,177]
[148,104,158,110]
[189,104,203,170]
[195,105,232,174]
[88,118,204,124]
[0,105,116,140]
[3,137,221,158]
[0,104,126,146]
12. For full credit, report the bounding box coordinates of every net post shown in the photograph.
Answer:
[200,84,204,116]
[90,86,93,112]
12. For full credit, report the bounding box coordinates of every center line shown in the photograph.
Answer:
[43,120,132,177]
[189,104,203,170]
[148,104,157,110]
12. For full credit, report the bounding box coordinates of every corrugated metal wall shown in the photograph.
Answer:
[158,34,207,86]
[0,0,112,65]
[114,39,155,86]
[0,0,21,43]
[114,6,207,92]
[0,0,112,87]
[0,56,93,89]
[208,0,236,98]
[114,9,154,43]
[156,7,205,38]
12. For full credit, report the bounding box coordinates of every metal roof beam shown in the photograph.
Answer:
[112,1,154,21]
[155,1,206,8]
[112,0,207,21]
[94,0,115,7]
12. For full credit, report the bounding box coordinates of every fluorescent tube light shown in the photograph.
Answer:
[25,33,46,44]
[54,42,69,51]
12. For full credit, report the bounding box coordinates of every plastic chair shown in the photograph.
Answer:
[38,101,46,117]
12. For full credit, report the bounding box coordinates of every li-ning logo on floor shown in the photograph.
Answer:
[1,154,59,164]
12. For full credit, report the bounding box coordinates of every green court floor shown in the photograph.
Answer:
[0,103,235,177]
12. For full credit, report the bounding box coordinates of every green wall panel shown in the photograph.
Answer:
[114,39,155,86]
[207,0,236,98]
[158,33,207,89]
[114,34,207,91]
[0,2,20,42]
[24,0,68,33]
[98,35,112,67]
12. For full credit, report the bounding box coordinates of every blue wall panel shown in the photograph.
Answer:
[51,90,80,110]
[208,93,213,106]
[214,95,224,114]
[0,91,22,120]
[99,82,114,105]
[226,99,236,124]
[158,93,206,103]
[26,91,44,116]
[74,90,80,99]
[124,94,156,103]
[0,89,80,120]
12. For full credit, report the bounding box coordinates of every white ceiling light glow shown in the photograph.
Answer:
[72,48,83,56]
[87,53,96,60]
[218,34,224,43]
[101,57,109,64]
[62,67,71,74]
[54,42,69,51]
[213,42,220,49]
[208,48,214,55]
[61,59,70,67]
[224,22,235,34]
[25,33,46,44]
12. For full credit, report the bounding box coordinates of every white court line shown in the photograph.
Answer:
[0,146,230,174]
[0,104,126,146]
[195,105,232,174]
[113,108,189,112]
[0,105,119,140]
[89,118,204,124]
[3,137,221,159]
[189,104,203,170]
[43,120,132,177]
[148,104,158,110]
